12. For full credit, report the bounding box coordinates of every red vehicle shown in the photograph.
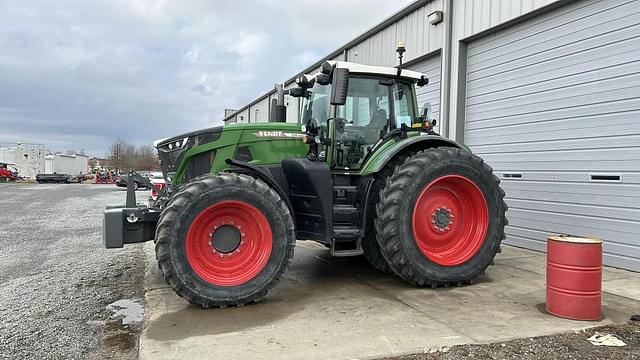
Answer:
[149,172,166,200]
[0,162,18,181]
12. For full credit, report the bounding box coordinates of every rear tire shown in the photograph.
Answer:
[154,173,296,308]
[375,148,506,286]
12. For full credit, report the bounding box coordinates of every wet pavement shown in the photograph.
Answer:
[0,184,146,359]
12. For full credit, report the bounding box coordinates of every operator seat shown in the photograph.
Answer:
[365,108,388,143]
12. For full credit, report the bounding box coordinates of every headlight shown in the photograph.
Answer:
[160,137,189,152]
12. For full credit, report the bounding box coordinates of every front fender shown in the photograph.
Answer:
[359,134,467,176]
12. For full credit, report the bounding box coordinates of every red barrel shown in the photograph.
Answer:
[546,235,602,320]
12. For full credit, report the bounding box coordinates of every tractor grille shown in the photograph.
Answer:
[185,150,215,182]
[267,165,289,195]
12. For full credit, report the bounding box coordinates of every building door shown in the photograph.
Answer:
[464,0,640,270]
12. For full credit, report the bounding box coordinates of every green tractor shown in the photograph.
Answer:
[104,47,507,308]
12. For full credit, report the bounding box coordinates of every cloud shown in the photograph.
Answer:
[0,0,413,156]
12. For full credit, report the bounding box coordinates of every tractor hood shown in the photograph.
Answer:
[154,122,306,182]
[155,126,223,179]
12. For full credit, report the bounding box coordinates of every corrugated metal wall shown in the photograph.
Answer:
[464,0,640,271]
[235,108,249,123]
[249,98,269,123]
[408,54,442,133]
[284,82,300,123]
[347,0,443,66]
[454,0,560,38]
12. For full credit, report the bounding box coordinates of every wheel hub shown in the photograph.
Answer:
[186,200,272,286]
[412,175,489,266]
[432,207,453,232]
[210,224,242,253]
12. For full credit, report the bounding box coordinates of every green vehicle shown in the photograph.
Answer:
[104,47,507,308]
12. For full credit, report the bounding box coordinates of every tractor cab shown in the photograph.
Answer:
[297,61,428,170]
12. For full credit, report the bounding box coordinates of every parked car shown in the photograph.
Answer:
[36,173,72,184]
[115,172,152,190]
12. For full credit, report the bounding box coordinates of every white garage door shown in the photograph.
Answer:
[465,0,640,271]
[408,54,441,133]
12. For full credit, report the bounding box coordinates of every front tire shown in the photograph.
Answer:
[375,148,507,286]
[154,173,296,308]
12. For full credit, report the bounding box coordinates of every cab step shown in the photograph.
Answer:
[332,226,361,239]
[333,205,359,224]
[331,227,363,257]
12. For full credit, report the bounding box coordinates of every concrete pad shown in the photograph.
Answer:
[140,242,640,360]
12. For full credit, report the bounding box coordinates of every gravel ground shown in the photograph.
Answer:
[3,183,638,360]
[0,183,146,359]
[386,322,640,360]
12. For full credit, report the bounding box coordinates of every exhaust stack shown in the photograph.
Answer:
[270,84,287,122]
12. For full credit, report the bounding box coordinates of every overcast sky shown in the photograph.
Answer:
[0,0,412,157]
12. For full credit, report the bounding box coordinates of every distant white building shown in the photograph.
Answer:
[44,153,89,175]
[0,143,45,179]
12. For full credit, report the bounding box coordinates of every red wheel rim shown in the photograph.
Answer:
[412,175,489,266]
[185,200,272,286]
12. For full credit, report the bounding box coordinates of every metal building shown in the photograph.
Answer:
[44,153,89,175]
[0,143,45,179]
[223,0,640,271]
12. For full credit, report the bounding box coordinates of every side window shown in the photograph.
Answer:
[355,97,370,126]
[394,83,414,128]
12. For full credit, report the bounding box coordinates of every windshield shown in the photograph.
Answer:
[300,82,331,161]
[334,77,416,169]
[301,82,330,130]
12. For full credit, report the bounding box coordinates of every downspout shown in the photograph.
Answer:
[440,0,453,138]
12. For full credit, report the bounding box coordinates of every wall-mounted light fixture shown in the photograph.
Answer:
[428,10,443,25]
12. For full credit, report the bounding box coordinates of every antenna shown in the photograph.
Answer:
[396,41,406,77]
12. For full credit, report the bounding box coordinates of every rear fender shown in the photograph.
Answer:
[360,135,466,176]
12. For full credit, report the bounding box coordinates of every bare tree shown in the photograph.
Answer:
[136,145,160,171]
[109,138,129,174]
[108,139,160,174]
[125,144,136,171]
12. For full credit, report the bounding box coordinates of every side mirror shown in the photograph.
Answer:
[330,68,349,105]
[421,102,437,127]
[417,75,429,87]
